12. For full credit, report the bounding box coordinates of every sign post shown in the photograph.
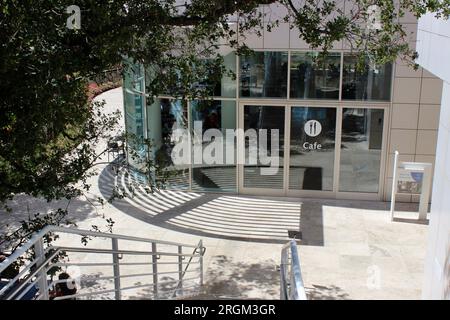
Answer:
[390,151,399,221]
[390,151,432,221]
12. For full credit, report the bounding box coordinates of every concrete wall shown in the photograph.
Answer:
[416,13,450,300]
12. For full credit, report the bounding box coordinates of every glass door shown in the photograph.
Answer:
[238,104,386,199]
[287,106,337,195]
[238,104,287,195]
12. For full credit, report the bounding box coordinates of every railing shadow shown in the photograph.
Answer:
[198,255,280,300]
[98,164,305,245]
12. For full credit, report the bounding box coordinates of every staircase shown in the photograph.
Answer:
[0,226,205,300]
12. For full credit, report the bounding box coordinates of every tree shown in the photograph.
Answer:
[1,0,449,250]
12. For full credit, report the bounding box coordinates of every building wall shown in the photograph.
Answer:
[236,2,442,202]
[416,12,450,300]
[385,8,442,202]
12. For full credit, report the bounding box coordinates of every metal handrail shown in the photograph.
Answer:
[280,240,307,300]
[171,240,205,298]
[0,226,205,300]
[0,226,198,273]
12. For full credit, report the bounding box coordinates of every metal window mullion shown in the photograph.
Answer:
[283,105,291,194]
[187,99,193,191]
[142,64,148,141]
[339,52,344,101]
[333,106,343,194]
[287,51,291,100]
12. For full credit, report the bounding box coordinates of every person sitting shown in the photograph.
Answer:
[49,272,77,300]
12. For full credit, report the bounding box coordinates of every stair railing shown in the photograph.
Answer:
[280,239,307,300]
[0,226,205,300]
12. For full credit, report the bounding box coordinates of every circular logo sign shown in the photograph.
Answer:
[304,120,322,137]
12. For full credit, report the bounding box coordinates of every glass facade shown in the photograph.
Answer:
[123,63,146,169]
[190,100,236,191]
[339,108,384,193]
[243,105,285,189]
[342,55,393,101]
[146,98,190,189]
[123,50,392,197]
[290,52,341,99]
[215,52,237,98]
[239,51,288,98]
[195,52,237,98]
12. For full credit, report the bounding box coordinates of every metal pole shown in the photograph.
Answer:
[199,240,203,287]
[34,238,49,300]
[280,247,287,300]
[111,238,121,300]
[390,150,399,221]
[152,242,158,299]
[178,246,183,296]
[418,164,432,220]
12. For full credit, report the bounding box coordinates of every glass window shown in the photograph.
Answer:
[209,52,236,98]
[145,53,236,99]
[124,91,144,138]
[124,91,145,170]
[289,107,336,191]
[123,61,144,94]
[147,98,190,189]
[290,52,341,100]
[239,51,288,98]
[339,108,384,193]
[190,100,237,191]
[342,55,392,101]
[243,105,285,189]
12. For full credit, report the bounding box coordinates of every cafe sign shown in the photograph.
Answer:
[303,120,322,150]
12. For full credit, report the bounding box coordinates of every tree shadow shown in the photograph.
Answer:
[77,272,115,300]
[98,165,306,245]
[305,284,350,300]
[195,255,280,300]
[0,194,99,239]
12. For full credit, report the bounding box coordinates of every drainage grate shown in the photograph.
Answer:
[287,230,302,240]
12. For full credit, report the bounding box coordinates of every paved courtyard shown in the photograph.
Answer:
[0,88,430,299]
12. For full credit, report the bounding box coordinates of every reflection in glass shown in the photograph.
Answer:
[290,52,341,99]
[243,105,285,189]
[240,52,288,98]
[124,91,144,141]
[289,107,336,191]
[123,64,146,169]
[214,52,236,98]
[339,108,384,193]
[147,98,189,189]
[342,55,392,101]
[190,100,236,191]
[194,52,237,98]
